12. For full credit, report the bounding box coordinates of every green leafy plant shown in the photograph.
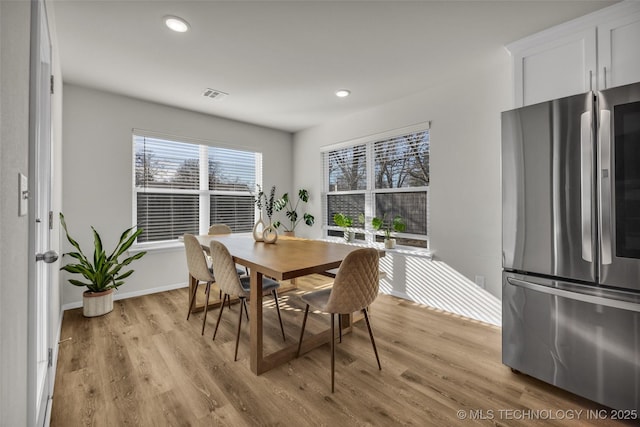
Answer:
[273,189,315,232]
[333,213,353,228]
[59,213,147,293]
[372,214,406,240]
[332,213,365,241]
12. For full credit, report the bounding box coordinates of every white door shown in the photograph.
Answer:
[29,0,56,425]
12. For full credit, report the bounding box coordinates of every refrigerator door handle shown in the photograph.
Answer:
[599,109,613,265]
[580,112,593,262]
[507,277,640,312]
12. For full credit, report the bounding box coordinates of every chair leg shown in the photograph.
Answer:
[362,308,381,370]
[242,299,249,321]
[272,289,286,341]
[331,313,335,393]
[338,315,342,343]
[234,297,245,361]
[201,282,212,335]
[187,279,199,320]
[218,289,232,310]
[297,304,310,357]
[212,294,228,340]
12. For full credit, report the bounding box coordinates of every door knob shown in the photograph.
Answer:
[36,250,59,264]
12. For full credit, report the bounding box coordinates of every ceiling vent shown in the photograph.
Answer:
[202,88,228,100]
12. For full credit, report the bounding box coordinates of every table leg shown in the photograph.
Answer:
[249,269,264,374]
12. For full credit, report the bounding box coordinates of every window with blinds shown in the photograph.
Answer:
[323,129,430,247]
[134,135,260,243]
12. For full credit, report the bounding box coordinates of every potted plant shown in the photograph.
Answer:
[59,213,146,317]
[333,212,364,242]
[273,189,315,236]
[372,214,406,249]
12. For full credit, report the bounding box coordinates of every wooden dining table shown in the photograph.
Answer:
[191,233,381,375]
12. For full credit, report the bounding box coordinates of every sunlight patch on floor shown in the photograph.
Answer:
[379,256,501,326]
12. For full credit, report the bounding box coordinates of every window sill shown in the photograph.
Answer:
[322,237,433,259]
[129,240,184,255]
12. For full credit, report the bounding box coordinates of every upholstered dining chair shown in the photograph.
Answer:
[183,234,244,335]
[296,247,382,393]
[208,223,232,235]
[207,223,249,279]
[208,240,286,361]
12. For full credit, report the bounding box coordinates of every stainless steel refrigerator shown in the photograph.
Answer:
[502,82,640,411]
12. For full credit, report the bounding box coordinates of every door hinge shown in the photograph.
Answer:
[48,348,53,367]
[49,211,53,230]
[50,75,54,95]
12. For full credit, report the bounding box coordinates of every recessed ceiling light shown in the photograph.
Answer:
[335,89,351,98]
[164,16,190,33]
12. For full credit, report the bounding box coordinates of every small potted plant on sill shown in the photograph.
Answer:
[59,213,146,317]
[333,212,364,242]
[372,214,406,249]
[273,189,315,236]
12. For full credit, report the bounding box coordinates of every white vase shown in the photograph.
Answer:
[263,222,278,244]
[83,289,114,317]
[384,238,396,249]
[253,212,265,241]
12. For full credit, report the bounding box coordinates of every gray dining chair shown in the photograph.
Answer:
[296,247,382,393]
[209,239,286,361]
[183,234,244,335]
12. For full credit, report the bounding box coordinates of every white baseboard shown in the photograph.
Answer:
[61,282,188,311]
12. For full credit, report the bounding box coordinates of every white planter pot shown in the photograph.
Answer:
[83,289,114,317]
[384,238,396,249]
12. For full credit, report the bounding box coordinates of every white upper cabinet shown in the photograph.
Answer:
[597,11,640,90]
[512,28,596,107]
[508,1,640,107]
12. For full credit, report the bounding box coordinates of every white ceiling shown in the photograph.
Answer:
[50,0,617,133]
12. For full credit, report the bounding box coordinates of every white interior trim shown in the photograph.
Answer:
[319,121,430,152]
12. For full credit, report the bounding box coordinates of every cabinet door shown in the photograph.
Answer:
[598,11,640,90]
[513,28,596,107]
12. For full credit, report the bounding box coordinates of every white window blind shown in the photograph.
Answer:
[323,129,430,247]
[134,135,261,244]
[373,131,429,238]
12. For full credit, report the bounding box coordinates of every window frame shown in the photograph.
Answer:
[322,123,430,248]
[131,131,262,250]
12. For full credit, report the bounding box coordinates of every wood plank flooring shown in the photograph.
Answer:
[51,275,635,426]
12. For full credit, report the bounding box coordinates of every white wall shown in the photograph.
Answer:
[0,2,31,424]
[1,2,64,423]
[61,84,293,306]
[293,48,512,299]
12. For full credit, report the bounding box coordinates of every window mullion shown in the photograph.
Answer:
[199,145,209,235]
[365,142,375,243]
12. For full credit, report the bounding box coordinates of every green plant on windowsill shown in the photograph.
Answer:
[372,214,406,249]
[333,212,364,242]
[273,189,315,235]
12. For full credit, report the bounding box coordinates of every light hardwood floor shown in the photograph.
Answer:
[51,275,635,426]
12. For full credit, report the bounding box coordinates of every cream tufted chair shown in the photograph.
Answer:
[209,240,286,361]
[296,248,381,393]
[207,223,249,283]
[184,234,220,335]
[208,224,232,235]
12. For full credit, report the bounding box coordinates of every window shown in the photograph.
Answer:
[323,128,429,247]
[134,134,261,244]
